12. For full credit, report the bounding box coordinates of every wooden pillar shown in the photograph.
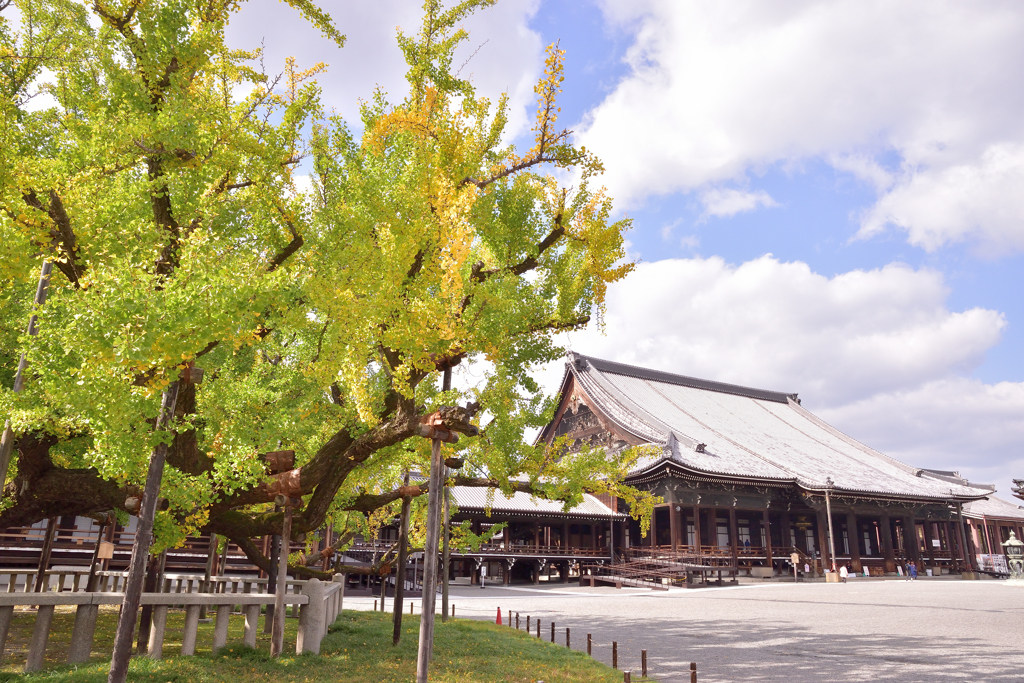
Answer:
[692,506,702,552]
[669,505,680,551]
[533,522,540,549]
[504,523,511,551]
[779,512,792,550]
[563,522,569,549]
[903,516,921,568]
[590,523,597,550]
[923,520,936,567]
[879,513,896,573]
[649,509,658,548]
[728,508,739,559]
[846,512,862,573]
[815,510,830,577]
[762,510,773,571]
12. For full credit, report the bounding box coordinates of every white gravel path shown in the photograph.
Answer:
[346,578,1024,682]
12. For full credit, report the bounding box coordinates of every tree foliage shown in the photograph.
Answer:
[0,0,655,575]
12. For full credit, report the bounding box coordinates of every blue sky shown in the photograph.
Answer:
[227,0,1024,499]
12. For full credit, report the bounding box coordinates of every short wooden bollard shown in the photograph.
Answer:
[613,641,618,669]
[690,661,697,682]
[536,620,540,638]
[451,604,455,618]
[516,612,520,629]
[642,650,647,677]
[550,621,555,643]
[409,602,413,614]
[587,633,592,655]
[373,600,377,611]
[624,673,631,683]
[526,615,530,632]
[566,627,570,648]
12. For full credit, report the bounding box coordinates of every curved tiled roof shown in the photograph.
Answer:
[450,486,624,519]
[963,495,1024,520]
[565,352,991,502]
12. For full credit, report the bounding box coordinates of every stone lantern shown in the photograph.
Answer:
[1002,531,1023,583]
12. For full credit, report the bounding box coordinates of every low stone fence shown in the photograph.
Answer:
[0,568,309,597]
[0,576,344,672]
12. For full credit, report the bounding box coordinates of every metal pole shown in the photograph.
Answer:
[108,381,180,683]
[825,478,837,572]
[393,472,412,645]
[271,503,292,657]
[416,367,450,683]
[0,261,53,495]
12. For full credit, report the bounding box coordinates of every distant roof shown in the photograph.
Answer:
[558,352,990,502]
[450,486,624,519]
[963,495,1024,520]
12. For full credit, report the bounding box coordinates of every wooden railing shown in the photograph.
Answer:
[0,575,344,672]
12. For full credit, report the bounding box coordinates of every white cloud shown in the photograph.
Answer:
[699,188,777,219]
[545,254,1022,498]
[579,0,1024,250]
[226,0,542,137]
[559,255,1004,406]
[818,379,1024,500]
[858,143,1024,254]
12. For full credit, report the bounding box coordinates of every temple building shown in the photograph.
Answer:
[536,353,995,578]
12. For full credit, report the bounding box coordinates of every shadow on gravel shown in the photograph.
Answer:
[493,611,1021,683]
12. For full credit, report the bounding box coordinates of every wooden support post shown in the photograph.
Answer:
[108,381,181,683]
[587,632,592,656]
[551,621,555,643]
[393,472,412,646]
[0,260,52,496]
[613,641,618,669]
[642,649,648,677]
[728,508,739,561]
[763,509,774,571]
[693,506,702,553]
[815,510,829,577]
[441,469,452,624]
[272,503,293,657]
[566,627,570,648]
[879,512,896,573]
[649,509,658,548]
[690,661,698,683]
[86,518,108,593]
[415,368,450,683]
[34,517,57,593]
[669,504,680,551]
[536,619,540,638]
[846,512,862,572]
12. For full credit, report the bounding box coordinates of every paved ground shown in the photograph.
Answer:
[346,577,1024,682]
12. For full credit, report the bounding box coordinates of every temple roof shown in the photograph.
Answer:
[551,353,992,503]
[450,486,624,519]
[963,495,1024,520]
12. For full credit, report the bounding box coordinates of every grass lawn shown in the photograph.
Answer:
[0,607,644,682]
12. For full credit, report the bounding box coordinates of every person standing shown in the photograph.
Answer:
[839,564,848,583]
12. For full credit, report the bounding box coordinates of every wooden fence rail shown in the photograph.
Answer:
[0,575,344,672]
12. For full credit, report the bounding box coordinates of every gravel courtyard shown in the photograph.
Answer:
[349,578,1023,682]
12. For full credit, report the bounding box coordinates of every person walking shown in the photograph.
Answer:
[839,564,848,583]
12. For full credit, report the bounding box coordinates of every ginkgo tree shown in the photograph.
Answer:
[0,0,657,581]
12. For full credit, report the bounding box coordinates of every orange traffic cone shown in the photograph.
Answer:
[496,607,502,625]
